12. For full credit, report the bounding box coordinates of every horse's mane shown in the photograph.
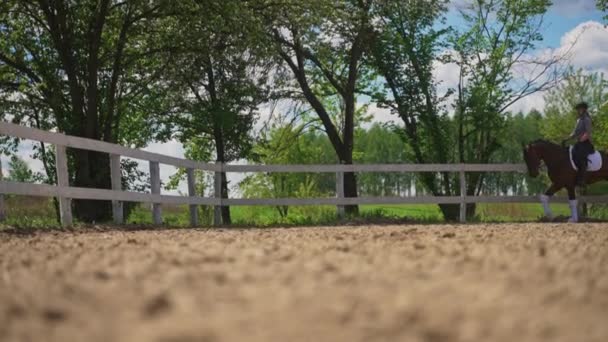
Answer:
[530,139,561,147]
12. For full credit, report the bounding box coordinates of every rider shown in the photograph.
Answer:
[562,102,594,186]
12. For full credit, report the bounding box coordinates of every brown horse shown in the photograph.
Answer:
[523,139,608,222]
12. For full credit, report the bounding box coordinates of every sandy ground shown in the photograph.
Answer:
[1,224,608,342]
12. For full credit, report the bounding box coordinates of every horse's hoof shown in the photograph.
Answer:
[568,218,579,223]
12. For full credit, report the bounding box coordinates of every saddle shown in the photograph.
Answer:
[569,146,603,172]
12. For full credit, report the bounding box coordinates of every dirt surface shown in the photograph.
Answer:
[1,224,608,342]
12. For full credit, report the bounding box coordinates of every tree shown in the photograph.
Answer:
[599,0,607,21]
[449,0,565,218]
[159,0,270,224]
[241,112,336,218]
[369,0,562,220]
[541,69,608,146]
[253,0,374,215]
[368,0,459,217]
[0,0,170,222]
[355,123,414,196]
[486,110,545,195]
[6,155,39,183]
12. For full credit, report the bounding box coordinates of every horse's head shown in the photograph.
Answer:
[522,143,541,178]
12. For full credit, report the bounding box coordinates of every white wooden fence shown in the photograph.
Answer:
[1,121,607,226]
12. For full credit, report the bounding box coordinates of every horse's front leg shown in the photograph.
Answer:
[566,186,579,223]
[540,184,560,219]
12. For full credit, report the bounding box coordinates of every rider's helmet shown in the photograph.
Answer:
[575,102,589,110]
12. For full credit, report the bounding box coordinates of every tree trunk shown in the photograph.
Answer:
[220,171,231,224]
[213,120,231,225]
[438,203,476,222]
[72,149,112,222]
[341,148,359,215]
[343,171,359,215]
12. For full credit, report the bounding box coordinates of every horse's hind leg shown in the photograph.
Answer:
[566,186,579,223]
[540,184,560,219]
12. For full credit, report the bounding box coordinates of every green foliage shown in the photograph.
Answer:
[488,110,547,194]
[355,124,414,196]
[241,116,336,217]
[452,0,556,163]
[252,0,377,214]
[368,0,453,207]
[366,0,557,220]
[542,69,608,146]
[369,0,450,167]
[0,0,600,227]
[0,0,174,221]
[0,197,59,229]
[6,155,40,183]
[159,0,270,163]
[599,0,608,21]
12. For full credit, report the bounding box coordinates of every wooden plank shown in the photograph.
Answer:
[459,168,466,223]
[149,161,162,225]
[223,163,527,173]
[55,145,72,227]
[224,196,464,206]
[214,169,222,226]
[336,171,345,218]
[1,122,530,174]
[0,157,5,222]
[187,168,198,227]
[1,180,607,207]
[0,122,220,171]
[0,181,219,205]
[110,154,123,224]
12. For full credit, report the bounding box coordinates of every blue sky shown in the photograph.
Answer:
[542,8,605,47]
[446,0,605,48]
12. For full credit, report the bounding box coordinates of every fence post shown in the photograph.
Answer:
[110,154,123,224]
[336,170,345,219]
[459,165,466,223]
[214,164,222,226]
[187,168,199,227]
[0,157,5,222]
[55,145,73,226]
[149,161,162,225]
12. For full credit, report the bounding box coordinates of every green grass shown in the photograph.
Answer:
[0,196,59,228]
[361,204,443,221]
[0,195,590,229]
[125,202,571,226]
[476,202,570,222]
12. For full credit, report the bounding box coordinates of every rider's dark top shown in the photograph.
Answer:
[571,113,592,142]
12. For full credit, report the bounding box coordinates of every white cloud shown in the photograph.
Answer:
[560,21,608,74]
[509,21,608,113]
[366,103,394,125]
[422,20,608,115]
[435,58,460,91]
[507,91,546,114]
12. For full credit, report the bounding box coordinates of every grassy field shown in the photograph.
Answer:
[0,195,575,228]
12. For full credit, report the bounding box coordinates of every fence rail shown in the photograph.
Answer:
[0,121,604,226]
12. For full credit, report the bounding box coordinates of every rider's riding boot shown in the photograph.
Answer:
[576,167,586,186]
